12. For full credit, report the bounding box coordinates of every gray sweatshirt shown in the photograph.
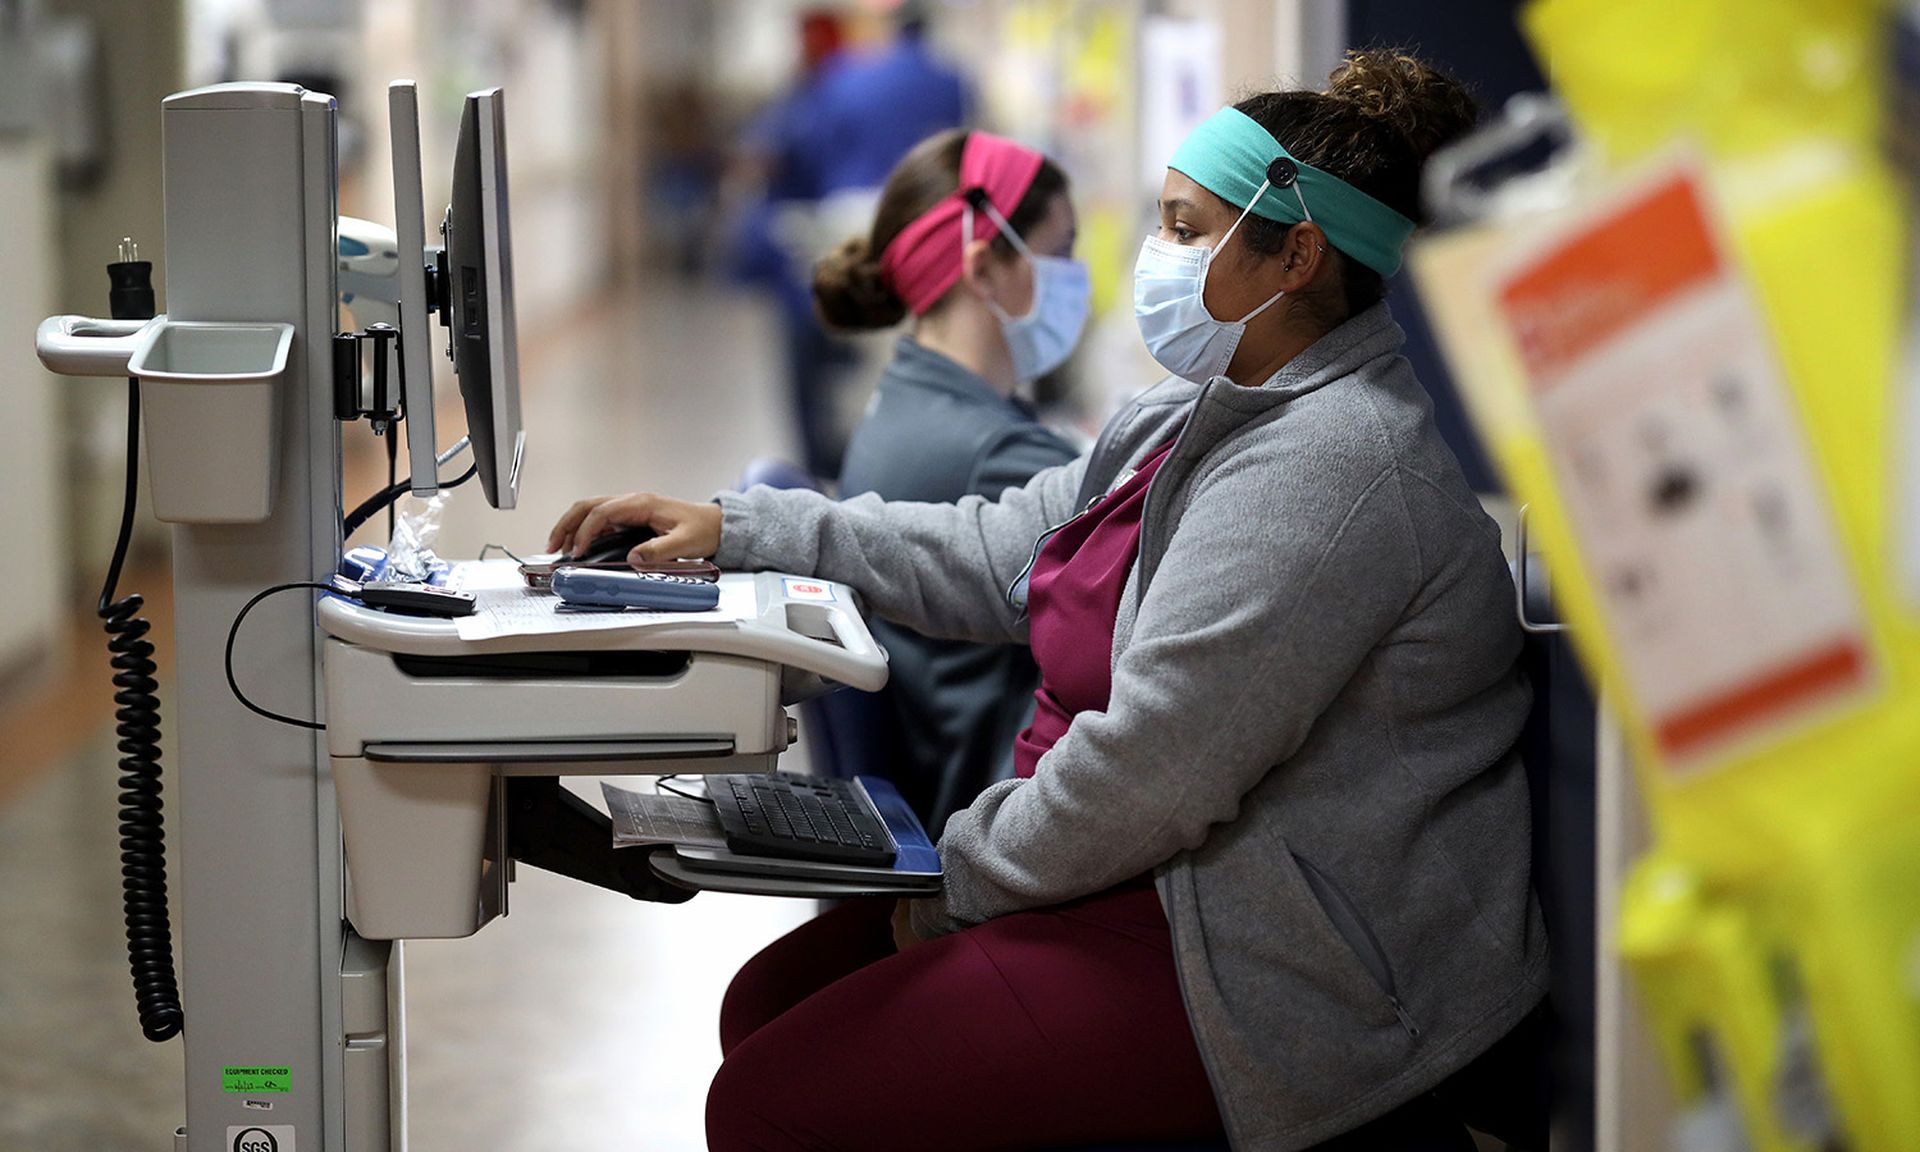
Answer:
[714,303,1548,1150]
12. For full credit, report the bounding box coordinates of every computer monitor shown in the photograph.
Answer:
[386,80,439,496]
[381,82,524,509]
[443,87,524,510]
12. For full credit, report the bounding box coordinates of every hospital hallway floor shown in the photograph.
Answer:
[0,280,840,1152]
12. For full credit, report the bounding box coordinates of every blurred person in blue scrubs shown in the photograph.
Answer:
[726,9,855,476]
[727,3,974,479]
[805,3,972,194]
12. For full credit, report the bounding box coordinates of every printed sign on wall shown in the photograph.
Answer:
[1493,163,1877,769]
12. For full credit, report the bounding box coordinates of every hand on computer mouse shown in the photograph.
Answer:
[566,524,657,565]
[549,492,723,563]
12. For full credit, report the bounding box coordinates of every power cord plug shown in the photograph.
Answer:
[108,237,156,322]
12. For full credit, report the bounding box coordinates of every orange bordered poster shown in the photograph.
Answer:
[1492,163,1877,771]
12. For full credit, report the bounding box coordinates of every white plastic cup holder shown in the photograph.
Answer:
[125,320,295,524]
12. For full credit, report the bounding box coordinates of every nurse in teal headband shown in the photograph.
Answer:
[560,50,1554,1151]
[1136,49,1477,384]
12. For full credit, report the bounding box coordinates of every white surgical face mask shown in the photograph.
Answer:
[1133,176,1309,383]
[966,199,1091,384]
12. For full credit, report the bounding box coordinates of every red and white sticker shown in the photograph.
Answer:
[781,578,836,602]
[1493,161,1876,770]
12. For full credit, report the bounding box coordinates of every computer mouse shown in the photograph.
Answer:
[567,524,657,564]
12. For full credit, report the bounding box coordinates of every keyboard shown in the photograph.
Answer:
[710,772,897,866]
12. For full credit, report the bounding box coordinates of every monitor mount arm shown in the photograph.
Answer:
[332,215,450,439]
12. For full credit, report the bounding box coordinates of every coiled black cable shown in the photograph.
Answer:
[98,247,181,1043]
[99,377,183,1043]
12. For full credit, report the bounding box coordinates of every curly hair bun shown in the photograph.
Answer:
[813,237,907,331]
[1327,48,1478,160]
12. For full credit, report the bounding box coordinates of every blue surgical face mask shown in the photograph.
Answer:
[966,200,1091,384]
[1133,175,1310,382]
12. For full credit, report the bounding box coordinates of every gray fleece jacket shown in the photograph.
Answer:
[714,303,1548,1150]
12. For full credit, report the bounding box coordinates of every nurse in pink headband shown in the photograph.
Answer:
[813,129,1089,392]
[805,130,1086,846]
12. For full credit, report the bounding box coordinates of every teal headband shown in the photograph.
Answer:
[1168,106,1416,277]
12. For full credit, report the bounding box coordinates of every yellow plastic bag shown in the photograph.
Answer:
[1413,0,1920,878]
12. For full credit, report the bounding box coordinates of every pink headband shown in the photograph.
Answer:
[877,132,1046,316]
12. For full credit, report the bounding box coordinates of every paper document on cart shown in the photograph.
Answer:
[442,560,746,641]
[602,782,728,849]
[1491,161,1878,771]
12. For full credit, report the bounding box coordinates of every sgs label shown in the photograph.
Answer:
[227,1125,295,1152]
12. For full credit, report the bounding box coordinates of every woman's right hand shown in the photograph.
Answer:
[547,493,724,563]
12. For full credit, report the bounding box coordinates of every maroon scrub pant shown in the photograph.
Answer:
[707,886,1227,1151]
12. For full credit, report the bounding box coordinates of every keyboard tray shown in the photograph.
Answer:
[650,850,940,898]
[651,774,941,898]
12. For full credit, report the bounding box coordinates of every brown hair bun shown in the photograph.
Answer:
[1326,48,1478,162]
[812,236,907,331]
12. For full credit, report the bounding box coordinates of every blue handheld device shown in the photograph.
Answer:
[550,567,722,612]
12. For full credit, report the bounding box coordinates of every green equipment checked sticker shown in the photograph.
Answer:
[222,1066,291,1094]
